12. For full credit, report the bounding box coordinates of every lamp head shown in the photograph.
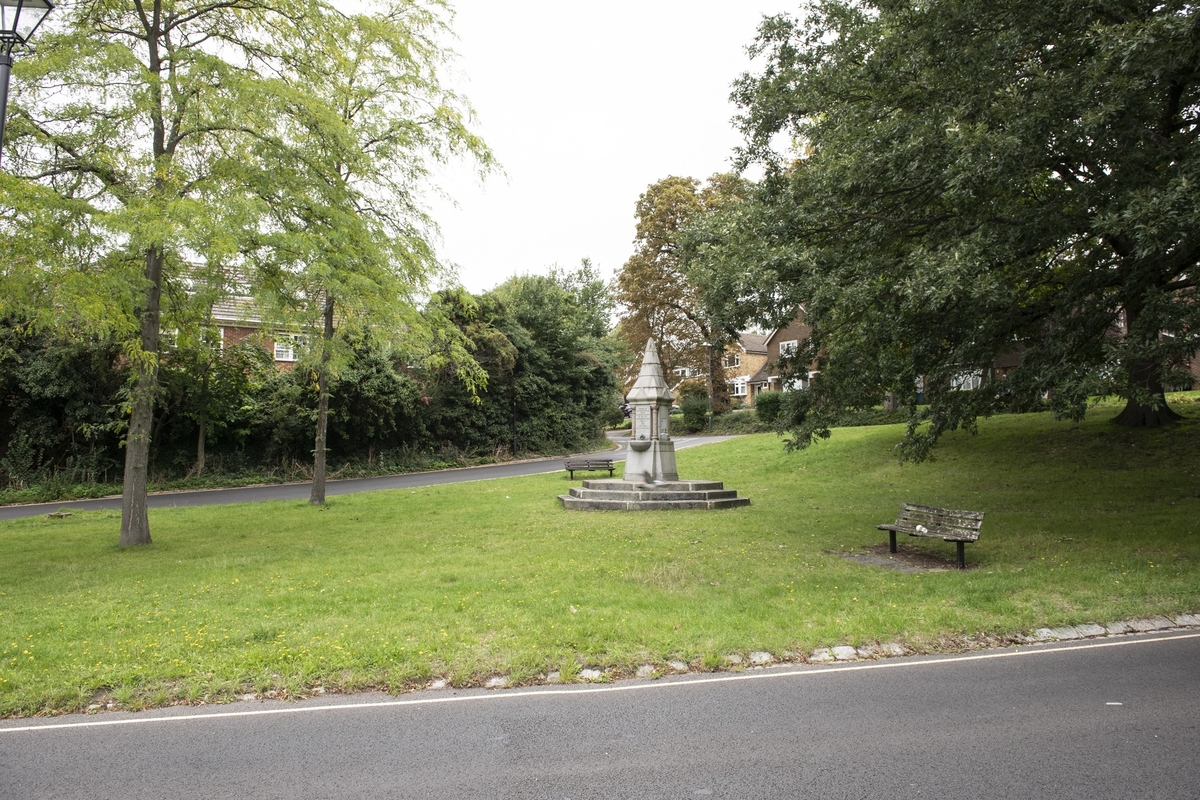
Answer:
[0,0,53,50]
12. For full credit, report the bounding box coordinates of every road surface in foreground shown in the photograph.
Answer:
[2,631,1197,799]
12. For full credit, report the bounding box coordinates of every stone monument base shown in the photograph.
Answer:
[559,479,750,511]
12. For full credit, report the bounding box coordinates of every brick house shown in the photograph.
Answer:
[723,333,768,406]
[745,312,818,404]
[210,295,306,370]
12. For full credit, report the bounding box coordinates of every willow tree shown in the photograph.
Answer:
[241,3,493,504]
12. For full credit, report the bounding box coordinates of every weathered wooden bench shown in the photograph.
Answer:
[564,457,615,479]
[877,503,984,569]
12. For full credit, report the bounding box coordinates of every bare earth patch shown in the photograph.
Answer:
[838,543,964,573]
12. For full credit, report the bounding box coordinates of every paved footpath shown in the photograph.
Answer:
[0,434,739,521]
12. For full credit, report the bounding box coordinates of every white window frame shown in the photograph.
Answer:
[730,377,748,397]
[786,370,818,392]
[778,339,798,357]
[274,334,305,362]
[951,371,983,391]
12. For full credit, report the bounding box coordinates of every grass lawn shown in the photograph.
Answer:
[2,396,1199,717]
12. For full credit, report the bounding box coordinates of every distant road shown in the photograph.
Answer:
[0,433,740,521]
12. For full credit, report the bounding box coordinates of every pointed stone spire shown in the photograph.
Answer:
[626,338,674,404]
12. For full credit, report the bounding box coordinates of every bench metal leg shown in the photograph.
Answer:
[889,531,897,553]
[957,541,965,569]
[568,470,575,480]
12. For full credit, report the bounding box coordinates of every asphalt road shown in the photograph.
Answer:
[2,632,1197,799]
[0,434,739,521]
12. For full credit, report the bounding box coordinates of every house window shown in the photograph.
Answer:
[785,370,818,391]
[778,339,798,357]
[160,328,179,350]
[724,353,741,368]
[274,334,305,362]
[730,377,748,397]
[951,371,983,391]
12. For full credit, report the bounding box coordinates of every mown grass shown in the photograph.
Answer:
[2,396,1199,717]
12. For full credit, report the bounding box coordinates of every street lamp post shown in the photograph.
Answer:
[0,0,53,166]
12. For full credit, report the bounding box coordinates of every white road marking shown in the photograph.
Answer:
[2,631,1196,735]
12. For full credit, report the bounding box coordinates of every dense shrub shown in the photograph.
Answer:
[755,390,783,424]
[681,395,709,432]
[0,323,127,488]
[0,269,621,493]
[707,408,771,434]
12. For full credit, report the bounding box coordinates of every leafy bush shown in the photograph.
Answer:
[834,408,908,428]
[707,409,771,434]
[681,395,709,432]
[755,391,783,424]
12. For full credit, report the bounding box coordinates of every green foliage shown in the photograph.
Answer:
[426,267,620,457]
[1,0,494,531]
[614,175,750,411]
[694,0,1200,459]
[680,395,710,433]
[0,284,620,496]
[0,320,127,488]
[676,379,707,401]
[703,409,771,435]
[754,391,783,425]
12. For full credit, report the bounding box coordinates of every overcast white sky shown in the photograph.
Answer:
[428,1,793,294]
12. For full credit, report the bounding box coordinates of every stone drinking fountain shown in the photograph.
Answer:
[559,338,750,511]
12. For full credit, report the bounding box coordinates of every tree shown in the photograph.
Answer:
[421,265,620,457]
[490,267,621,452]
[1,0,318,544]
[1,0,491,540]
[704,0,1200,458]
[615,175,747,413]
[241,3,493,505]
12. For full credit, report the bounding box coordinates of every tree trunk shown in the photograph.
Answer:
[708,342,731,415]
[120,246,163,546]
[1113,304,1182,428]
[1113,395,1183,427]
[194,370,208,477]
[1113,357,1183,427]
[310,295,335,505]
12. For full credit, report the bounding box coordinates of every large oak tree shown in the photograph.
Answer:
[698,0,1200,457]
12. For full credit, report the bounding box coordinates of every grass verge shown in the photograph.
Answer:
[2,397,1198,716]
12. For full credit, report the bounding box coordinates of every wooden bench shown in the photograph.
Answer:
[564,458,615,479]
[877,503,984,569]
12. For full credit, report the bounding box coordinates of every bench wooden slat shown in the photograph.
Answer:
[902,503,984,521]
[564,458,615,479]
[877,503,986,568]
